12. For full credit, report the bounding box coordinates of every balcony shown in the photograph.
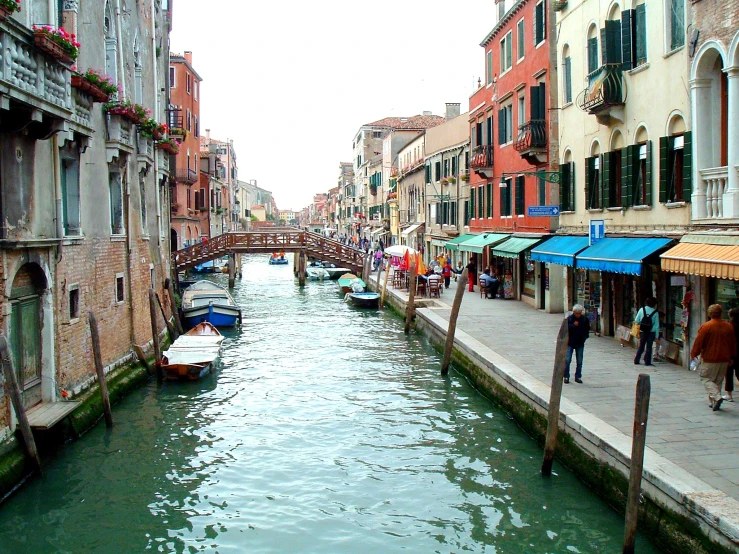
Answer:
[692,166,739,223]
[175,169,198,185]
[514,120,547,164]
[470,145,494,178]
[577,64,625,125]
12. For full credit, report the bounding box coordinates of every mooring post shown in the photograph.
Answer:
[237,253,243,278]
[404,261,418,335]
[228,253,236,289]
[155,292,177,340]
[148,289,162,379]
[298,251,306,287]
[380,260,391,309]
[0,336,42,476]
[623,374,651,554]
[441,268,468,376]
[88,312,113,428]
[164,278,184,336]
[542,317,570,476]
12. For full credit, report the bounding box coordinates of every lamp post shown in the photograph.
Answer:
[498,170,560,186]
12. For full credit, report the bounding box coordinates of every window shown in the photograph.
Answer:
[69,286,79,321]
[517,18,525,60]
[470,188,476,220]
[498,104,513,145]
[486,183,492,218]
[476,121,483,147]
[632,142,652,206]
[115,274,125,303]
[518,94,526,127]
[587,32,599,74]
[486,116,493,146]
[486,50,493,85]
[601,19,623,66]
[497,1,505,21]
[139,170,148,231]
[603,149,623,208]
[634,3,647,66]
[104,2,118,88]
[194,115,199,138]
[186,72,192,94]
[538,176,547,206]
[478,187,484,219]
[109,170,124,235]
[563,55,572,104]
[450,201,457,225]
[659,132,692,203]
[169,66,175,88]
[515,175,525,215]
[668,0,684,51]
[186,109,191,131]
[464,200,470,225]
[500,179,512,216]
[585,156,601,209]
[61,157,80,235]
[500,31,513,73]
[534,1,546,46]
[559,162,575,212]
[194,80,199,101]
[435,161,442,181]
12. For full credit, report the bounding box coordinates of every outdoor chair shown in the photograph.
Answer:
[479,276,488,299]
[428,277,441,298]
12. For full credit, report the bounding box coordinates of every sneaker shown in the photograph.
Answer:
[575,378,583,384]
[564,378,570,384]
[713,398,724,411]
[724,395,735,402]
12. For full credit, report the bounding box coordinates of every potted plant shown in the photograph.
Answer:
[553,0,567,11]
[447,176,457,185]
[170,203,180,211]
[72,69,117,103]
[216,207,225,215]
[440,178,449,185]
[460,173,470,182]
[199,206,208,212]
[32,25,80,65]
[156,138,180,154]
[0,0,20,22]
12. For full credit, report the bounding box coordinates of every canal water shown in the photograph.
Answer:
[0,254,658,553]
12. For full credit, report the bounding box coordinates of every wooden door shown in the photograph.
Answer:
[10,295,42,408]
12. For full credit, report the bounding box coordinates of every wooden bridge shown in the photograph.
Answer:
[173,228,367,274]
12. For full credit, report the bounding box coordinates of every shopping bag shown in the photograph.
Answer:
[630,321,640,337]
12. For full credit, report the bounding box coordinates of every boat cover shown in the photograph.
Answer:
[162,335,224,366]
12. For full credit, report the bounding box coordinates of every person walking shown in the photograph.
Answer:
[442,260,452,289]
[466,259,477,292]
[724,308,739,402]
[564,304,590,384]
[691,304,737,411]
[634,297,659,366]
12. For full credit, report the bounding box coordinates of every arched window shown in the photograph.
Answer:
[134,33,143,105]
[586,141,601,209]
[660,114,690,203]
[604,130,625,208]
[587,24,599,74]
[562,45,572,104]
[632,126,652,206]
[104,2,118,90]
[560,149,575,212]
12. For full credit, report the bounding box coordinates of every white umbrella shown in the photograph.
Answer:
[384,245,417,257]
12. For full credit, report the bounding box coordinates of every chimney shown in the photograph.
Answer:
[422,111,432,116]
[445,103,461,119]
[206,128,210,141]
[184,51,193,65]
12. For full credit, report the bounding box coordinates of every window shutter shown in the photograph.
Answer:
[605,20,622,64]
[564,56,572,103]
[560,163,569,210]
[452,156,457,176]
[498,109,505,144]
[635,3,647,65]
[621,10,633,70]
[506,36,512,69]
[477,122,484,147]
[585,157,593,209]
[470,190,475,219]
[538,176,546,205]
[682,131,693,203]
[436,161,442,181]
[471,125,477,150]
[588,37,599,74]
[464,200,469,225]
[539,83,546,119]
[486,183,493,217]
[436,203,442,224]
[645,140,653,205]
[659,137,669,203]
[535,2,545,44]
[602,153,611,208]
[425,164,430,184]
[529,86,540,120]
[600,27,608,64]
[569,162,576,212]
[622,147,633,207]
[515,176,525,215]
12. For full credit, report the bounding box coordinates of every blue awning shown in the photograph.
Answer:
[530,236,589,267]
[576,238,674,275]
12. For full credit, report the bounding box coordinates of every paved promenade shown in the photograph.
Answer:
[369,270,739,503]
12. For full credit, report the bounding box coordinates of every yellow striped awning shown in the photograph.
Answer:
[660,242,739,280]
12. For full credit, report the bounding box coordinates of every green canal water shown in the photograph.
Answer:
[0,254,659,553]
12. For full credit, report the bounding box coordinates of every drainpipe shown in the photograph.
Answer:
[53,134,63,262]
[150,0,161,251]
[114,0,126,96]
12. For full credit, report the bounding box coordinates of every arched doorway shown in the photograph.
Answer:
[9,263,48,408]
[171,228,179,252]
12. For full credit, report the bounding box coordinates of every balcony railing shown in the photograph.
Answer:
[470,145,493,169]
[514,120,547,152]
[577,64,625,114]
[698,166,729,220]
[176,169,198,185]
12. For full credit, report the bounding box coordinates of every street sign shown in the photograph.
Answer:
[527,205,560,217]
[590,219,605,245]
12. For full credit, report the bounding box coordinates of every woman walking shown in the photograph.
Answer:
[725,308,739,401]
[466,258,477,292]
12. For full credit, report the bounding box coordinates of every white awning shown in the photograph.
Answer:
[401,223,424,238]
[371,228,389,238]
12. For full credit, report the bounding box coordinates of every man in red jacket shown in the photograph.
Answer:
[691,304,738,411]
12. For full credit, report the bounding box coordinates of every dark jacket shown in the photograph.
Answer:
[567,313,590,347]
[466,261,477,276]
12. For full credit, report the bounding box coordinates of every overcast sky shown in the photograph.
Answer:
[170,0,495,211]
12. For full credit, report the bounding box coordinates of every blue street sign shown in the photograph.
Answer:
[590,219,605,245]
[527,205,560,217]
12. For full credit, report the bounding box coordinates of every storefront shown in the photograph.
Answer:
[457,233,510,278]
[490,237,543,305]
[530,235,590,314]
[444,233,477,267]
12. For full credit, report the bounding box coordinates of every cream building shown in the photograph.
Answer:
[548,0,692,361]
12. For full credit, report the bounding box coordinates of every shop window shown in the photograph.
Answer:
[665,274,688,345]
[523,253,536,298]
[659,132,691,203]
[713,279,739,318]
[585,156,601,209]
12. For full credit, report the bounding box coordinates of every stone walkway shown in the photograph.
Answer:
[370,270,739,502]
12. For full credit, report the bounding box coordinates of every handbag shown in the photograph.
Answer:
[630,321,640,337]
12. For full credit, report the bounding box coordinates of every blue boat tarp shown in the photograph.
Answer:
[530,236,589,267]
[575,237,674,275]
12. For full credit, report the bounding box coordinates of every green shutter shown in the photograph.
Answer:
[585,157,592,209]
[602,153,611,209]
[471,125,477,149]
[470,189,475,219]
[564,57,572,103]
[621,10,633,70]
[635,3,647,65]
[516,176,525,215]
[600,28,608,65]
[622,147,633,207]
[659,137,669,203]
[498,109,505,144]
[425,164,430,184]
[478,187,484,218]
[452,156,457,176]
[683,131,693,203]
[538,176,546,206]
[559,164,568,209]
[645,140,652,206]
[486,183,492,217]
[569,162,576,212]
[588,37,599,73]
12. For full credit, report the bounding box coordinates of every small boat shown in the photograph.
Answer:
[324,267,353,280]
[269,256,289,265]
[161,322,225,381]
[306,267,329,280]
[181,281,242,328]
[194,258,227,273]
[345,292,381,309]
[338,273,366,293]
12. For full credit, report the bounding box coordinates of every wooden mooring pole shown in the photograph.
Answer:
[148,289,162,380]
[541,317,570,476]
[404,261,417,335]
[155,292,177,340]
[380,261,391,309]
[88,312,113,428]
[0,336,42,475]
[623,374,651,554]
[298,251,307,287]
[228,253,236,289]
[164,278,184,336]
[441,269,468,376]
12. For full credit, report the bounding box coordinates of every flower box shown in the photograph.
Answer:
[71,75,110,103]
[553,0,567,11]
[32,26,79,65]
[0,0,20,22]
[156,140,179,155]
[0,5,13,22]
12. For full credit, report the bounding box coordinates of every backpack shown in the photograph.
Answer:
[639,308,655,333]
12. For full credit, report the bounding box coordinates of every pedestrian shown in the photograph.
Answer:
[466,259,477,292]
[564,304,590,384]
[479,269,495,298]
[690,304,737,411]
[725,308,739,402]
[633,297,659,366]
[374,248,383,270]
[442,260,452,289]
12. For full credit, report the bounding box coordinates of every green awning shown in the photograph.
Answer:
[492,237,543,259]
[445,233,477,251]
[431,239,448,248]
[458,233,510,254]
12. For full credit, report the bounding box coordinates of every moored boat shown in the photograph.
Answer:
[161,322,225,380]
[338,273,366,293]
[194,257,227,273]
[345,292,380,309]
[306,267,329,280]
[181,281,242,328]
[323,267,353,280]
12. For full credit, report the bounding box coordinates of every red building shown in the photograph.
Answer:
[466,0,556,308]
